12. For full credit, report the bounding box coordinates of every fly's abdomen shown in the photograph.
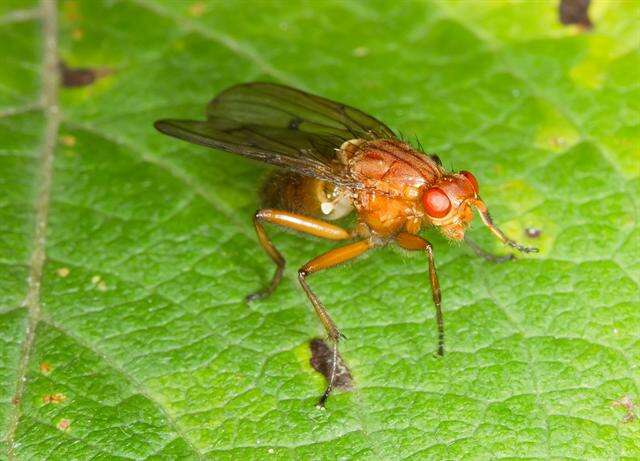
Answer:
[260,171,353,221]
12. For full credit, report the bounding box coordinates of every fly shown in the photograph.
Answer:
[154,82,538,406]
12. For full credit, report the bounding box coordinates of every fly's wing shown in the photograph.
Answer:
[154,82,397,186]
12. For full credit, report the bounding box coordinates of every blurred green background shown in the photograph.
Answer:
[1,0,638,459]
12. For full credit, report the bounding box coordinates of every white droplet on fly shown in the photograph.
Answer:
[321,202,334,215]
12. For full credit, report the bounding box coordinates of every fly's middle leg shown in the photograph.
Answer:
[247,209,351,302]
[298,240,373,406]
[395,232,444,357]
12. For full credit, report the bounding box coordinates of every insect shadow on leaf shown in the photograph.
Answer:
[309,338,353,395]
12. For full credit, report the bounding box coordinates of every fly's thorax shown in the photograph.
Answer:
[352,186,423,237]
[260,171,353,221]
[337,138,367,165]
[338,138,445,237]
[340,138,442,191]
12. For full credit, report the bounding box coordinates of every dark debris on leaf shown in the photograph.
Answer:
[309,338,353,390]
[559,0,593,29]
[59,60,112,88]
[525,227,542,239]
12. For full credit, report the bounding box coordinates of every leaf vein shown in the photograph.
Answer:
[5,1,58,458]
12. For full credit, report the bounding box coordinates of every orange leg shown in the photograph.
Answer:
[474,200,538,254]
[395,232,444,357]
[246,209,351,302]
[298,240,374,405]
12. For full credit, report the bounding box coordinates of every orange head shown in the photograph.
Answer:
[419,170,538,255]
[420,171,480,241]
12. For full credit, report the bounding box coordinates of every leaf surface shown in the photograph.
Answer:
[1,0,638,459]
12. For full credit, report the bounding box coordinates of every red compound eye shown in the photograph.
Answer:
[461,170,479,194]
[422,187,451,218]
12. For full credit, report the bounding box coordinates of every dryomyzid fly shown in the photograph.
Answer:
[155,82,538,406]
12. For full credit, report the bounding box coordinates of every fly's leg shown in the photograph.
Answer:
[395,232,444,356]
[474,201,538,254]
[298,240,374,406]
[246,209,351,302]
[465,238,515,263]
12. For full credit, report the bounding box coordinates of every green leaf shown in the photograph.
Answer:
[2,0,639,459]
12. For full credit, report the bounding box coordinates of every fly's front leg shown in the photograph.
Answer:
[395,232,444,356]
[465,238,515,263]
[246,209,350,302]
[474,200,538,254]
[298,240,373,406]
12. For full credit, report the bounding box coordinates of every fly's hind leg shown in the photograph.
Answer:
[246,209,351,302]
[298,240,374,406]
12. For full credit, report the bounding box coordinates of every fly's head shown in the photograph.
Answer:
[420,171,480,241]
[420,170,539,254]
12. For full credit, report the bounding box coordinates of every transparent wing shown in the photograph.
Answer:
[154,82,397,185]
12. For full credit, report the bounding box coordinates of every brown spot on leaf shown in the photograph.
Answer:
[353,46,369,58]
[57,419,71,431]
[56,267,70,278]
[40,362,53,374]
[188,1,206,17]
[525,227,542,238]
[559,0,593,29]
[63,0,81,22]
[309,338,353,390]
[59,60,112,88]
[71,28,84,41]
[11,396,20,405]
[612,395,637,423]
[42,393,67,404]
[60,135,76,147]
